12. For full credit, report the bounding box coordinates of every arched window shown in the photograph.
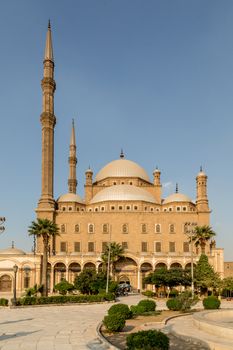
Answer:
[155,224,161,233]
[122,224,128,234]
[75,224,80,233]
[88,224,94,234]
[141,224,147,234]
[61,224,66,233]
[23,266,31,289]
[169,224,175,233]
[102,224,109,234]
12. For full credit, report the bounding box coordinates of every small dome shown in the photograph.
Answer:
[57,193,83,203]
[95,158,150,182]
[163,193,192,204]
[90,184,157,204]
[197,171,206,177]
[0,247,26,255]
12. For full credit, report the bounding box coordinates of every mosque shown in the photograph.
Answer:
[0,24,224,295]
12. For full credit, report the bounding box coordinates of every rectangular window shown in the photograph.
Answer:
[155,241,161,252]
[169,242,176,253]
[141,242,148,252]
[183,242,190,253]
[102,241,108,252]
[88,242,95,252]
[122,242,128,250]
[60,242,67,252]
[74,242,81,252]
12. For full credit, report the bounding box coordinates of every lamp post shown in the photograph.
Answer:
[12,264,18,306]
[185,222,197,299]
[106,226,112,294]
[0,217,6,234]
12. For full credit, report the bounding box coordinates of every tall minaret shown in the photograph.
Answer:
[196,167,209,212]
[68,120,77,193]
[38,21,56,210]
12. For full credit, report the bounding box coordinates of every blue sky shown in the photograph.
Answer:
[0,0,233,259]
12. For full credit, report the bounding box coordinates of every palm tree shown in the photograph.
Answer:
[192,225,216,254]
[101,242,125,278]
[28,218,59,296]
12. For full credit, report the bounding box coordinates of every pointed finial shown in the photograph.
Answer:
[120,149,124,159]
[156,165,158,170]
[200,165,203,172]
[176,183,178,193]
[12,241,14,249]
[48,19,51,29]
[70,119,76,146]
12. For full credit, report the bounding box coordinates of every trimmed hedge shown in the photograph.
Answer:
[126,330,169,350]
[203,296,221,309]
[15,293,115,306]
[138,299,156,312]
[0,298,8,306]
[166,298,181,311]
[108,303,132,319]
[130,305,147,315]
[142,291,156,298]
[103,313,126,332]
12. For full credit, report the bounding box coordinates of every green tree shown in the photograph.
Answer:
[74,269,109,295]
[54,279,74,295]
[28,218,59,296]
[194,254,220,295]
[221,277,233,298]
[192,225,216,254]
[101,242,125,277]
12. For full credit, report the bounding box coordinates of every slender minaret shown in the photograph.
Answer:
[196,166,209,212]
[153,167,162,203]
[68,119,77,193]
[38,21,56,209]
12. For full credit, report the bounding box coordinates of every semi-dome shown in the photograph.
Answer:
[163,193,192,204]
[57,193,83,203]
[0,247,26,255]
[95,158,150,182]
[90,184,157,204]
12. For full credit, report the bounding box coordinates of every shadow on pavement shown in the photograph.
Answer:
[0,330,39,341]
[0,318,33,325]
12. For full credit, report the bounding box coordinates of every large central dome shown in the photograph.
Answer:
[95,158,150,182]
[90,185,157,204]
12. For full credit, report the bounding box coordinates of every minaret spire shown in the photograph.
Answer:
[44,20,54,62]
[38,22,56,210]
[68,120,77,194]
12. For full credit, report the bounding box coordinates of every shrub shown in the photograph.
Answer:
[203,295,220,309]
[130,305,147,315]
[54,280,74,295]
[138,299,156,312]
[167,291,198,312]
[166,298,181,311]
[142,291,156,298]
[103,313,126,332]
[0,298,8,306]
[126,330,169,350]
[108,303,132,319]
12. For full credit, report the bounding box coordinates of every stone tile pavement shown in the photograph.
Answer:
[0,296,232,350]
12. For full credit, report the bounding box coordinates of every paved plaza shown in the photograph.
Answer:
[0,296,232,350]
[0,295,145,350]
